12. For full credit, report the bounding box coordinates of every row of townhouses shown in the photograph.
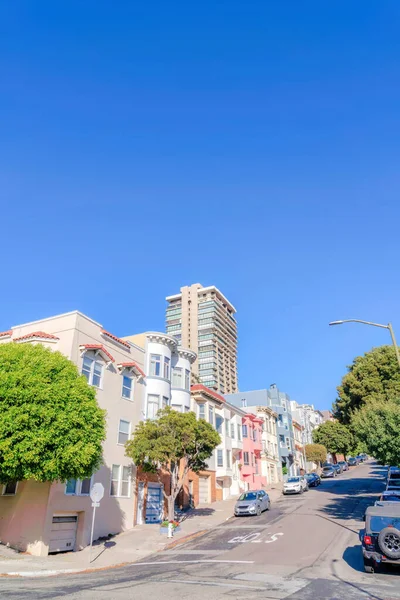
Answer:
[0,284,326,557]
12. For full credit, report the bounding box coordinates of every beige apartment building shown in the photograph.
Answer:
[0,311,145,556]
[166,283,238,394]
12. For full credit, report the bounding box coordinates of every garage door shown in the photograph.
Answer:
[199,476,210,504]
[49,515,78,553]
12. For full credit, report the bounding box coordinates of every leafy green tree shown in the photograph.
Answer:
[352,399,400,466]
[305,443,327,467]
[334,345,400,424]
[312,421,354,461]
[0,343,106,484]
[125,407,220,520]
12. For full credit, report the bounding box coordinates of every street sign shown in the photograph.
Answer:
[91,502,100,508]
[90,482,104,503]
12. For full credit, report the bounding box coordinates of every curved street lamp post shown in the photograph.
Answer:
[329,319,400,370]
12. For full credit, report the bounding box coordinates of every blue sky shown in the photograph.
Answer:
[1,2,400,410]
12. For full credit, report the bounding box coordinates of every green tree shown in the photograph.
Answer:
[125,407,221,520]
[305,443,327,467]
[334,345,400,424]
[312,421,354,461]
[0,343,106,484]
[352,399,400,466]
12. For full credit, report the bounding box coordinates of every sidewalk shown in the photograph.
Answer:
[0,484,283,577]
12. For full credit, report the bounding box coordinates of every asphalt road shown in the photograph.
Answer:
[2,461,399,600]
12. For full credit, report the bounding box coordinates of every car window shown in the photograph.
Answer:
[287,477,300,483]
[387,481,400,488]
[370,516,400,532]
[239,492,257,501]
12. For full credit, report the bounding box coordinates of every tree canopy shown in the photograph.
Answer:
[312,420,354,459]
[352,399,400,466]
[305,443,327,465]
[333,345,400,424]
[0,343,106,484]
[125,407,220,519]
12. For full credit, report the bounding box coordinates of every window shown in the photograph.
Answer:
[82,355,103,387]
[216,415,224,434]
[237,424,242,441]
[162,396,170,408]
[242,424,248,438]
[65,478,92,496]
[163,357,170,379]
[231,422,235,439]
[172,367,182,387]
[110,465,131,497]
[241,398,247,408]
[243,452,249,465]
[253,429,257,442]
[198,403,205,419]
[279,434,285,447]
[149,354,161,377]
[225,419,230,437]
[286,437,290,449]
[251,453,255,467]
[209,405,214,426]
[172,404,182,412]
[2,482,17,496]
[226,450,231,468]
[217,449,223,467]
[122,375,133,400]
[147,394,160,419]
[185,369,190,390]
[255,458,259,475]
[118,419,130,445]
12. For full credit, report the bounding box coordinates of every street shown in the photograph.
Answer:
[1,461,399,600]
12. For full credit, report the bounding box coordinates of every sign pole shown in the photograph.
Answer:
[89,504,96,564]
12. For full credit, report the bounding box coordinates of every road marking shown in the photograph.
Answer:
[154,579,266,590]
[228,531,284,544]
[134,559,254,566]
[265,532,284,544]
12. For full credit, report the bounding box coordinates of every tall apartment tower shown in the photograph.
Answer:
[166,283,238,394]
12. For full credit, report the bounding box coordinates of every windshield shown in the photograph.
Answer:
[323,467,332,471]
[387,480,400,488]
[381,495,400,502]
[238,492,257,501]
[287,477,300,483]
[370,516,400,532]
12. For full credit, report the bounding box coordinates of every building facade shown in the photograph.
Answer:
[165,283,238,394]
[247,406,281,485]
[0,312,146,556]
[240,414,267,491]
[226,385,297,475]
[293,421,306,475]
[122,332,197,523]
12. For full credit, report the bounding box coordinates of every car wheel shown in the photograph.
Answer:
[378,527,400,559]
[256,506,261,517]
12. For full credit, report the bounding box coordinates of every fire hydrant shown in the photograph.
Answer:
[167,522,174,538]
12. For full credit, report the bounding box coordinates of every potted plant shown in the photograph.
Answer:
[160,520,181,535]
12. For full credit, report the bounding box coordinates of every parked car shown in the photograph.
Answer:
[338,461,349,472]
[357,454,365,463]
[362,504,400,572]
[321,465,337,478]
[305,473,321,487]
[234,490,270,517]
[283,476,308,495]
[376,491,400,505]
[333,464,343,475]
[348,457,358,466]
[387,479,400,492]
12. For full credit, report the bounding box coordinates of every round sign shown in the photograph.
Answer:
[90,482,105,503]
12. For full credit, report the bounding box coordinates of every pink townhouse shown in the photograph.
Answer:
[240,414,267,491]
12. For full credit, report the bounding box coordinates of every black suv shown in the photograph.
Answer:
[362,505,400,572]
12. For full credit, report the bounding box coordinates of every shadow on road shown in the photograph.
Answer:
[320,493,376,520]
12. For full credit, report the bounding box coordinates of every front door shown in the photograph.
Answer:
[145,484,163,523]
[199,476,210,504]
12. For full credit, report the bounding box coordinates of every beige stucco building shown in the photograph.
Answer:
[0,311,145,556]
[166,283,238,394]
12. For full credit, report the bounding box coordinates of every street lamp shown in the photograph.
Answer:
[329,319,400,370]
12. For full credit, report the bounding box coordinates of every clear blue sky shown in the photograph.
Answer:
[1,2,400,411]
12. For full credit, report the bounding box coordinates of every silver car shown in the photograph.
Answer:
[283,476,308,495]
[234,490,271,516]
